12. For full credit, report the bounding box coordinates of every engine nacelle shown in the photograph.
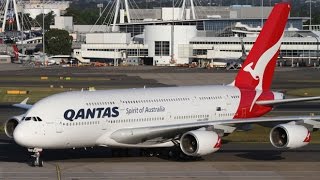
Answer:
[4,114,24,138]
[180,130,221,156]
[270,124,311,149]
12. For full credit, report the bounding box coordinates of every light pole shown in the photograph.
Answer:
[97,3,104,17]
[315,36,319,66]
[171,0,175,64]
[261,0,264,27]
[310,0,312,30]
[21,3,24,55]
[42,0,45,54]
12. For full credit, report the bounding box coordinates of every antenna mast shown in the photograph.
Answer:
[180,0,196,20]
[112,0,131,32]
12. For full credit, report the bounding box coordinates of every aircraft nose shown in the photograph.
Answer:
[13,125,30,147]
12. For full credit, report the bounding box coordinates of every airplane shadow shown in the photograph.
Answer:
[0,143,29,163]
[0,139,167,163]
[0,141,203,163]
[235,150,285,161]
[1,136,320,163]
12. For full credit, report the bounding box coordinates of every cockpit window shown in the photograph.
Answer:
[24,117,43,122]
[25,117,31,121]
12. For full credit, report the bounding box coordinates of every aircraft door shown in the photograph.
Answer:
[192,96,200,109]
[55,121,63,133]
[102,119,108,130]
[225,95,232,106]
[30,117,45,136]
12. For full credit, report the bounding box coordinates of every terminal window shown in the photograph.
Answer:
[155,41,170,56]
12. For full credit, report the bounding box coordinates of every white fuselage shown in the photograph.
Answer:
[14,85,242,149]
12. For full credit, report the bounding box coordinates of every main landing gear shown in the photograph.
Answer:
[28,148,43,167]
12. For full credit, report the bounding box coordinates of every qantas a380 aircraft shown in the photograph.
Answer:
[4,3,320,167]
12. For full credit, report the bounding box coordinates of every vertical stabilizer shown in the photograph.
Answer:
[233,3,290,91]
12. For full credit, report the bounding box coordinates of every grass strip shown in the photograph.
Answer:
[0,76,111,82]
[0,86,134,103]
[0,87,68,103]
[286,88,320,97]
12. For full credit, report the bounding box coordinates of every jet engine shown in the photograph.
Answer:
[4,114,25,138]
[270,124,311,149]
[180,130,221,156]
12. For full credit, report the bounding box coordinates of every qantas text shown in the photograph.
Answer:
[64,107,119,121]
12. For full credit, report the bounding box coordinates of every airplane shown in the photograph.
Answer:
[11,44,31,63]
[11,45,56,66]
[4,3,320,167]
[210,38,247,70]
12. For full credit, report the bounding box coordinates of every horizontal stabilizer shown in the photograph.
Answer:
[256,96,320,106]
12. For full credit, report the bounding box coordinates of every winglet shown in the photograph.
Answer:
[13,97,32,110]
[20,97,29,105]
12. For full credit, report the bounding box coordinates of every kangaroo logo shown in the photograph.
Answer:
[304,131,311,142]
[214,136,222,149]
[243,33,283,111]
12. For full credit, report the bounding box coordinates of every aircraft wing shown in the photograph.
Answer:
[256,96,320,106]
[12,98,33,110]
[109,115,320,144]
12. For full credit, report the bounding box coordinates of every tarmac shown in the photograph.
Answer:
[1,140,320,179]
[0,64,320,179]
[1,162,319,179]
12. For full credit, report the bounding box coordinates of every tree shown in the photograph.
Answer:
[21,13,38,29]
[36,11,55,30]
[44,29,73,55]
[64,6,101,25]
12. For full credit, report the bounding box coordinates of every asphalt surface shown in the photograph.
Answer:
[0,64,320,179]
[1,138,320,179]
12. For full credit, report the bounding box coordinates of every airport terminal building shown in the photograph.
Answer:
[69,6,320,66]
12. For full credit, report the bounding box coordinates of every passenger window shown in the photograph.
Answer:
[37,117,43,121]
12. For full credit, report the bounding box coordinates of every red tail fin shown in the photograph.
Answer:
[233,3,290,91]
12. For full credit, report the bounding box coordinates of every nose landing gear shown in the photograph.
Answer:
[28,148,43,167]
